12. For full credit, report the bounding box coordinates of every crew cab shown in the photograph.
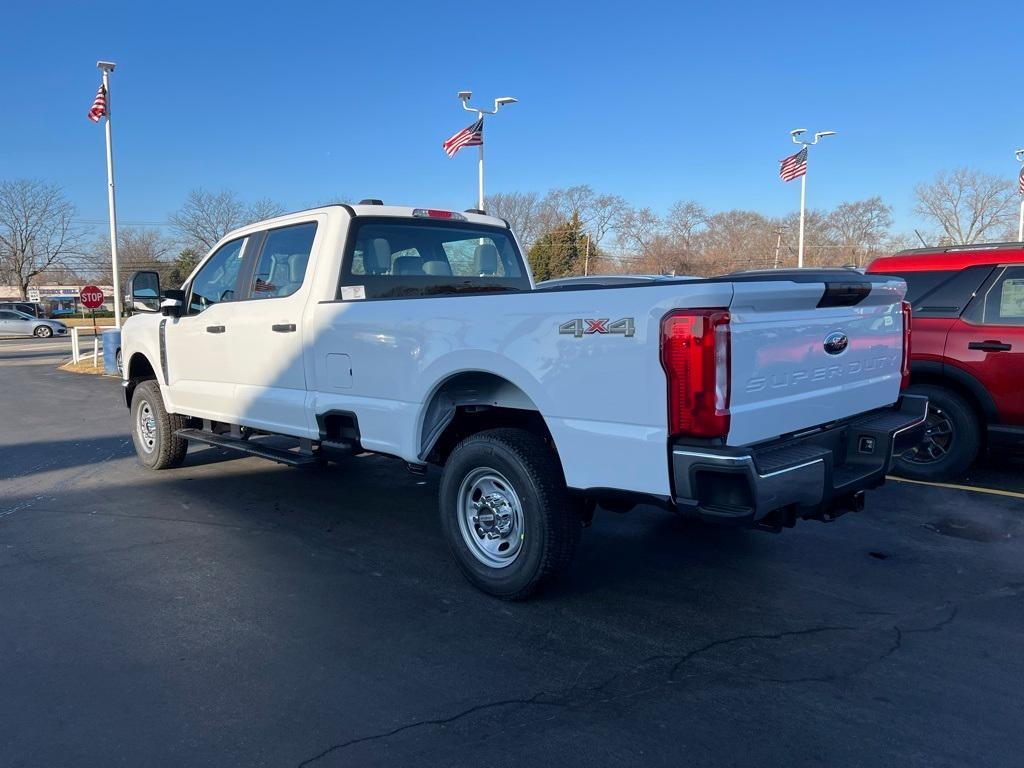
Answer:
[868,243,1024,480]
[121,203,925,598]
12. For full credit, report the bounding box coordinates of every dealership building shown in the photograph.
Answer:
[0,285,116,315]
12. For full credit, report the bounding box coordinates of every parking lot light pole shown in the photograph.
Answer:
[458,92,517,211]
[1016,149,1024,242]
[790,129,836,268]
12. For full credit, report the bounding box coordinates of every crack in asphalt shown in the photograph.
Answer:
[666,624,856,681]
[295,603,975,766]
[295,693,566,767]
[294,623,855,767]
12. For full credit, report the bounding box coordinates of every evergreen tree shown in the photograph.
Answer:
[526,213,601,281]
[168,249,200,286]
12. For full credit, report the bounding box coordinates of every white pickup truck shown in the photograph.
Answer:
[122,202,926,598]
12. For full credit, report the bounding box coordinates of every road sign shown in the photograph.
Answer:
[80,285,105,309]
[27,287,40,302]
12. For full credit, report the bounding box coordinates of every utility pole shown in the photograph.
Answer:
[772,226,787,269]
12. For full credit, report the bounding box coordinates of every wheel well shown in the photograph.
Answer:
[420,371,552,465]
[909,371,986,424]
[125,353,157,406]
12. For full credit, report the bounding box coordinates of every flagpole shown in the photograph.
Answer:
[478,119,485,211]
[788,128,836,269]
[98,61,122,330]
[797,165,807,269]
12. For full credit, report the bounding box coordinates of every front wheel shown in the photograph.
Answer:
[33,325,52,338]
[893,384,980,481]
[130,380,188,470]
[439,428,581,600]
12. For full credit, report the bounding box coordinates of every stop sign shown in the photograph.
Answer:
[80,285,105,309]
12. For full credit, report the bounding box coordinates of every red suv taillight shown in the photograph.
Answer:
[660,309,731,439]
[900,300,912,390]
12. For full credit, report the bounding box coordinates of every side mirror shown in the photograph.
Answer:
[128,271,161,313]
[161,288,186,318]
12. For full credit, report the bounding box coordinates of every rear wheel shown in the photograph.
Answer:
[894,384,980,481]
[130,380,188,470]
[33,325,52,338]
[439,428,581,600]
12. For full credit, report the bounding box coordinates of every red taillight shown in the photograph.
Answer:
[411,208,467,221]
[660,309,730,438]
[900,300,912,390]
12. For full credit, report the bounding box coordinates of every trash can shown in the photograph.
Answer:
[102,328,121,376]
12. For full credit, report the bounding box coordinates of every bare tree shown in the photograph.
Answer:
[485,191,545,248]
[87,228,176,285]
[698,210,778,273]
[824,197,893,267]
[776,209,839,268]
[0,179,89,298]
[169,189,284,252]
[914,168,1017,245]
[543,185,627,245]
[614,206,665,260]
[665,201,708,249]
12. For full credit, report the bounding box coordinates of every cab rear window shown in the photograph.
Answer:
[339,218,529,300]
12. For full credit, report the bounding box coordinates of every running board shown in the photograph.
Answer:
[175,428,320,467]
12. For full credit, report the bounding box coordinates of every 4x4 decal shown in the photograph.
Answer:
[559,317,635,338]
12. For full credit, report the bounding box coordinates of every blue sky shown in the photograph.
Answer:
[2,0,1021,236]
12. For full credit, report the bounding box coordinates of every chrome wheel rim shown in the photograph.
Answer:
[905,404,953,464]
[457,467,524,568]
[137,400,157,454]
[36,326,51,337]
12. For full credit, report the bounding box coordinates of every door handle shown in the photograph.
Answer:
[206,325,226,334]
[272,324,296,333]
[968,340,1012,352]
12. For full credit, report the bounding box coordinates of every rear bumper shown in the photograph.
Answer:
[671,394,928,528]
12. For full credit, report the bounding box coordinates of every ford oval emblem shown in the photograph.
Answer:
[824,331,849,356]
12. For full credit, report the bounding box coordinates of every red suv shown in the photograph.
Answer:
[867,243,1024,480]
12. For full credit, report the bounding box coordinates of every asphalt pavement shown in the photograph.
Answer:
[2,337,1023,767]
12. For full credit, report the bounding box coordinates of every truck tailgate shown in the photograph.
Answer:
[727,276,906,446]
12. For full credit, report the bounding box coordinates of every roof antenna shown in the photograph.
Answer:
[913,229,929,248]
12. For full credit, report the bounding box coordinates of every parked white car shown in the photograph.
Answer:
[121,202,926,598]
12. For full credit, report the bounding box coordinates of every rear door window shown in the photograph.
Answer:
[248,222,317,299]
[974,267,1024,326]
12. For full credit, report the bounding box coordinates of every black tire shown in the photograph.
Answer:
[439,428,581,600]
[33,325,52,338]
[130,380,188,470]
[893,384,980,482]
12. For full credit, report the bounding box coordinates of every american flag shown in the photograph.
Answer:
[779,147,808,182]
[443,118,483,158]
[87,84,107,123]
[1019,167,1024,196]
